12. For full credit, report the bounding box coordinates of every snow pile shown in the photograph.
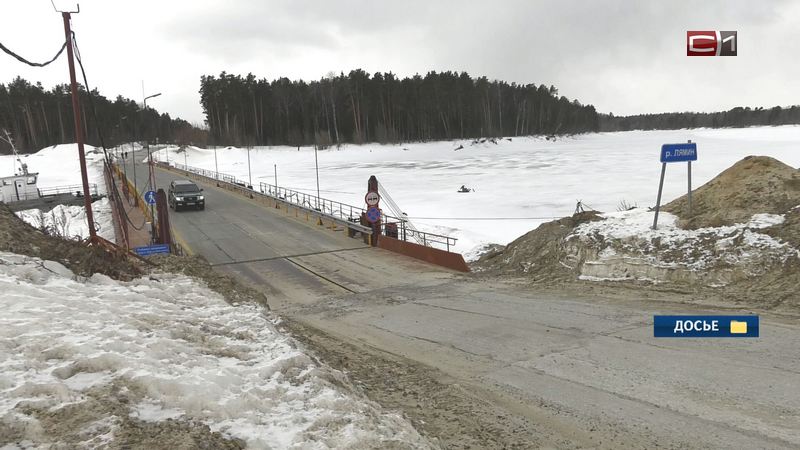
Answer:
[15,198,115,243]
[569,208,799,284]
[663,155,800,229]
[0,252,432,448]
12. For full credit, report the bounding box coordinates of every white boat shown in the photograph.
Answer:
[0,130,40,203]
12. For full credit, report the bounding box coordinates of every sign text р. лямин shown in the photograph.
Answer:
[660,143,697,163]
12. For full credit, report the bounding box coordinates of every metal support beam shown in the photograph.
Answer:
[652,162,667,230]
[687,160,693,216]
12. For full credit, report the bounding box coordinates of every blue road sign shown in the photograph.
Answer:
[144,190,157,205]
[133,244,171,257]
[366,206,381,223]
[661,142,697,163]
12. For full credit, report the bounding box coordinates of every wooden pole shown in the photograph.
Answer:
[62,12,97,240]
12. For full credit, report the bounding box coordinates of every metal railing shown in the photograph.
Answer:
[38,184,99,198]
[383,219,458,252]
[167,162,372,237]
[167,162,458,251]
[259,183,364,222]
[255,183,457,252]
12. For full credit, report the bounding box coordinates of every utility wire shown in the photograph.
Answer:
[408,216,561,221]
[0,40,67,67]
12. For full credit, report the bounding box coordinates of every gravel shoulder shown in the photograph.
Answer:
[280,318,566,449]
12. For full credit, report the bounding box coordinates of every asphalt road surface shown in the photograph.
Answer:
[127,153,800,449]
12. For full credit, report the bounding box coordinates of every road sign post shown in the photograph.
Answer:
[688,160,693,215]
[144,190,158,243]
[366,176,381,246]
[653,141,697,229]
[653,163,667,230]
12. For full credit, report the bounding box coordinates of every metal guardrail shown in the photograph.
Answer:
[259,183,362,222]
[166,162,458,251]
[39,184,99,198]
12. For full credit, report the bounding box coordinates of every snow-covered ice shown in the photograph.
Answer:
[15,198,116,243]
[0,252,432,448]
[151,126,800,256]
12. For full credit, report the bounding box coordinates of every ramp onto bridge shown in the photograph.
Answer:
[126,159,460,305]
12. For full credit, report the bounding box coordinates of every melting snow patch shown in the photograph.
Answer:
[578,275,631,282]
[130,401,184,422]
[0,252,432,448]
[15,198,115,243]
[569,208,797,283]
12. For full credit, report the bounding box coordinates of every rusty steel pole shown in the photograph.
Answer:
[62,12,97,241]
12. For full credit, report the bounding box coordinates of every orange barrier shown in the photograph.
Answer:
[377,235,470,272]
[103,165,129,249]
[112,163,153,222]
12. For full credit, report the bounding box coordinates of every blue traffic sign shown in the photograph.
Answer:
[144,190,157,205]
[133,244,171,257]
[661,142,697,163]
[366,206,381,223]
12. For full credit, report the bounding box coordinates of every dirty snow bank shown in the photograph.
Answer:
[15,198,115,243]
[569,208,798,285]
[0,252,432,448]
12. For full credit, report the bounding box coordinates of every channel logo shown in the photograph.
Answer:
[654,315,758,337]
[687,31,737,56]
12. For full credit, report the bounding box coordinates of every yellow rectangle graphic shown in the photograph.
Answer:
[730,320,748,334]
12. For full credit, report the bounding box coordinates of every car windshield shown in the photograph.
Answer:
[174,183,200,193]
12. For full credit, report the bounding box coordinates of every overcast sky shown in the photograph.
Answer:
[2,0,798,125]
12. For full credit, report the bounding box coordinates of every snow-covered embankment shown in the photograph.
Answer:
[0,252,432,448]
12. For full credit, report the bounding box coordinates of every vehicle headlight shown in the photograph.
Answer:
[176,196,184,201]
[198,196,204,200]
